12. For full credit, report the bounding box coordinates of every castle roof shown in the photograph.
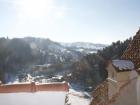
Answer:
[121,29,140,73]
[112,60,134,72]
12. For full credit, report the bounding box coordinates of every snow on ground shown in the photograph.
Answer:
[67,89,92,105]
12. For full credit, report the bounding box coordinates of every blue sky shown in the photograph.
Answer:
[0,0,140,44]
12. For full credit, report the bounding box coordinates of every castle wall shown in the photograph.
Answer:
[137,76,140,105]
[109,77,138,105]
[105,62,138,102]
[108,79,119,100]
[106,63,117,81]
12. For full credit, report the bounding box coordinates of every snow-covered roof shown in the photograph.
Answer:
[0,82,69,105]
[112,60,134,71]
[0,91,67,105]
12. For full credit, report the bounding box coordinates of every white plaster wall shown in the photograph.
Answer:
[108,80,118,100]
[109,78,138,105]
[117,72,130,82]
[107,63,117,81]
[137,76,140,105]
[129,70,138,80]
[0,91,67,105]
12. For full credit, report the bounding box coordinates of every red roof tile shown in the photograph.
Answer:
[0,82,69,93]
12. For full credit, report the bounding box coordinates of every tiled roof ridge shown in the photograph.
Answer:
[91,80,108,97]
[0,82,69,93]
[121,29,140,69]
[90,80,108,105]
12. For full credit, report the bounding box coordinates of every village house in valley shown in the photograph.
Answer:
[90,29,140,105]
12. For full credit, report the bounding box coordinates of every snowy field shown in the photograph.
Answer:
[67,89,92,105]
[0,92,67,105]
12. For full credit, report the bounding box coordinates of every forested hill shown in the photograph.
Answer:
[0,37,105,83]
[98,38,132,60]
[0,36,132,90]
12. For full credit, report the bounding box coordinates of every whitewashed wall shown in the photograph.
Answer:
[137,76,140,105]
[0,92,67,105]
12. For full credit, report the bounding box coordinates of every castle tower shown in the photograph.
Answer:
[90,29,140,105]
[121,29,140,69]
[122,29,140,105]
[137,74,140,105]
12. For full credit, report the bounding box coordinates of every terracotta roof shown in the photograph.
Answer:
[121,29,140,69]
[0,82,69,93]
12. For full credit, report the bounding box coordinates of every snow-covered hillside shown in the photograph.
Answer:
[24,37,83,64]
[60,42,106,49]
[3,37,107,88]
[22,37,107,70]
[23,37,107,65]
[60,42,106,54]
